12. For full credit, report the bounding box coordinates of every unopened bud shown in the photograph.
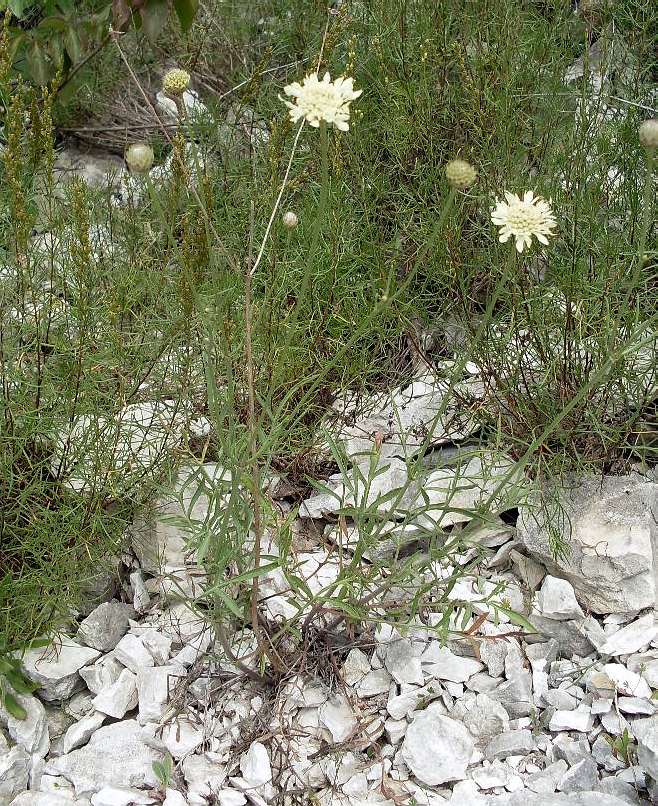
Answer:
[445,159,477,190]
[639,119,658,150]
[163,68,191,97]
[125,142,154,173]
[282,210,299,229]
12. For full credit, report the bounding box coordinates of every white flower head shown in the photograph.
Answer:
[491,190,557,252]
[282,71,362,131]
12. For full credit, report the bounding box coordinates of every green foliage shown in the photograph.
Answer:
[152,753,173,788]
[0,0,198,100]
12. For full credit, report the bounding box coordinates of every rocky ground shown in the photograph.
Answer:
[1,368,658,806]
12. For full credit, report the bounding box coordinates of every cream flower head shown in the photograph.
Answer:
[282,71,362,131]
[163,68,191,96]
[445,159,477,190]
[491,190,557,252]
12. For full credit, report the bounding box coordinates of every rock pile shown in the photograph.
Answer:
[2,445,658,805]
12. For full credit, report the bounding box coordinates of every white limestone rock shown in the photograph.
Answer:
[20,636,100,702]
[342,648,371,686]
[1,690,49,757]
[421,643,483,683]
[0,746,30,803]
[137,665,185,724]
[79,655,124,696]
[90,786,156,805]
[239,741,272,787]
[318,694,358,742]
[132,463,232,574]
[383,638,424,685]
[92,668,138,719]
[536,576,584,620]
[355,668,392,698]
[517,474,658,613]
[76,603,134,652]
[600,613,658,657]
[161,718,204,759]
[602,663,653,698]
[9,793,86,805]
[299,457,417,519]
[634,714,658,782]
[548,704,595,732]
[112,633,154,674]
[401,706,475,785]
[62,711,106,753]
[49,720,160,796]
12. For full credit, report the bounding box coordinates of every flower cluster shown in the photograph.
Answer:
[445,159,477,190]
[282,72,362,131]
[163,68,191,97]
[491,191,557,252]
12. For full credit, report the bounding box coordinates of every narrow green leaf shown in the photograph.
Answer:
[172,0,197,33]
[496,606,538,633]
[1,690,27,720]
[5,669,36,695]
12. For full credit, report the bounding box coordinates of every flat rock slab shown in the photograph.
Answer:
[20,636,100,702]
[49,719,161,796]
[401,707,474,785]
[518,473,658,614]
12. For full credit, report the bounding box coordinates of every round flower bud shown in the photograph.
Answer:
[639,119,658,150]
[163,68,191,96]
[125,142,154,173]
[282,210,299,229]
[445,159,477,190]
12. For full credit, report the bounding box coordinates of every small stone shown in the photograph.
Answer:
[90,785,155,805]
[239,741,271,787]
[141,630,173,665]
[385,718,407,744]
[92,668,138,719]
[421,643,483,683]
[3,690,49,756]
[113,634,154,674]
[557,756,599,792]
[602,663,652,698]
[130,571,151,613]
[49,719,160,796]
[161,718,204,759]
[318,695,357,742]
[342,648,371,686]
[76,603,134,652]
[548,704,594,732]
[536,576,584,620]
[490,672,534,718]
[0,746,30,803]
[633,714,658,781]
[20,636,100,702]
[525,759,568,793]
[484,729,534,761]
[62,711,106,753]
[461,694,510,748]
[553,737,591,766]
[600,614,658,657]
[617,696,656,715]
[401,708,474,785]
[79,655,124,696]
[137,665,185,724]
[544,688,578,711]
[387,683,442,720]
[384,639,424,685]
[354,668,392,698]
